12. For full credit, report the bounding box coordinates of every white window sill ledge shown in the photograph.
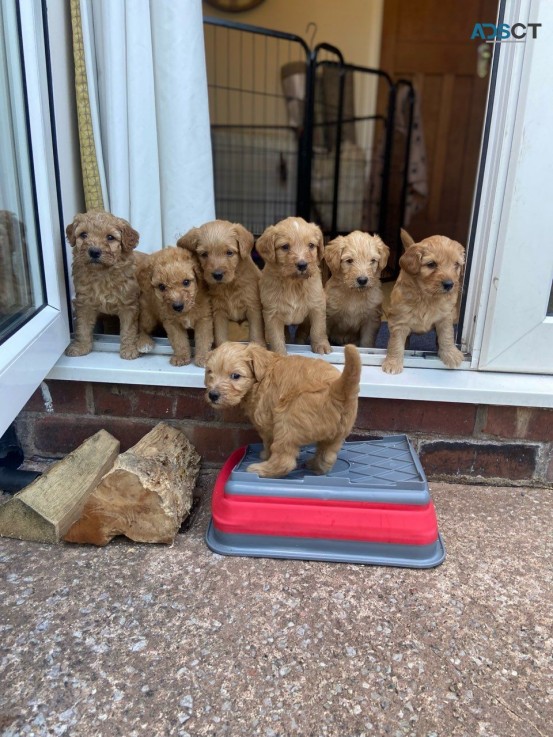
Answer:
[45,337,553,408]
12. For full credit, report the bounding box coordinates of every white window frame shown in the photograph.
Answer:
[466,0,553,373]
[45,0,553,409]
[0,0,70,438]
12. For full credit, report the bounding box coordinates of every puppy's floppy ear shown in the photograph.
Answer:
[399,244,424,275]
[118,218,140,252]
[255,226,277,263]
[323,237,344,274]
[232,223,254,258]
[176,227,200,253]
[453,240,466,265]
[66,213,86,247]
[191,253,204,283]
[310,223,324,261]
[246,343,273,382]
[136,253,153,290]
[374,235,390,273]
[400,228,415,250]
[65,220,77,247]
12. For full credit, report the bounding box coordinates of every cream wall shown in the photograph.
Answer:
[202,0,384,69]
[203,0,384,148]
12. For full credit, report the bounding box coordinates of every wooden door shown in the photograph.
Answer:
[379,0,498,244]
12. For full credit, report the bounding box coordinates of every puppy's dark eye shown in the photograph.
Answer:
[158,283,166,292]
[230,372,241,380]
[226,250,234,257]
[426,261,437,269]
[106,234,115,241]
[345,258,354,265]
[308,242,316,250]
[199,252,208,259]
[79,232,88,240]
[370,258,378,264]
[182,279,191,287]
[280,244,290,251]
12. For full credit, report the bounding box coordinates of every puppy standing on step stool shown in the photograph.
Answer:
[382,229,465,374]
[205,342,361,478]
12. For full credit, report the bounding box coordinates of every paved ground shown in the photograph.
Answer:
[1,473,552,737]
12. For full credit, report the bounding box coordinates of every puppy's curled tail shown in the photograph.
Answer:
[330,344,362,403]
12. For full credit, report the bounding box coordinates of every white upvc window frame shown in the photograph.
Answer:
[16,0,551,413]
[0,0,70,438]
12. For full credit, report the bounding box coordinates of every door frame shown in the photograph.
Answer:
[463,0,553,373]
[0,0,70,438]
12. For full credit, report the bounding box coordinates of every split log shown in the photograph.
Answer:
[0,430,119,543]
[64,423,200,546]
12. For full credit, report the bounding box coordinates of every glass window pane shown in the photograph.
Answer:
[0,1,45,344]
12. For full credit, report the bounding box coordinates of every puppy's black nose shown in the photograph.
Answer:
[88,248,101,260]
[296,261,308,272]
[442,280,454,292]
[208,390,220,404]
[357,276,369,286]
[172,302,184,312]
[212,271,224,282]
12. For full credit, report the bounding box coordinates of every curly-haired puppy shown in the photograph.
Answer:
[256,216,330,355]
[382,229,465,374]
[65,210,143,359]
[136,247,213,367]
[205,342,361,478]
[176,220,265,346]
[323,231,389,347]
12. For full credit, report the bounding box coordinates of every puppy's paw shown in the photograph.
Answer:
[137,336,155,354]
[194,353,208,368]
[120,345,139,360]
[439,346,464,368]
[311,339,332,355]
[247,462,267,476]
[381,357,404,374]
[170,354,191,367]
[306,457,331,475]
[65,342,92,357]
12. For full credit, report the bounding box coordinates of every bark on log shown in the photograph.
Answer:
[0,430,119,543]
[64,423,200,546]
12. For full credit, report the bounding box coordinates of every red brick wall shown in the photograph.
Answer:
[15,380,553,487]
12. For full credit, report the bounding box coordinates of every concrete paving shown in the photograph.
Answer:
[1,473,552,737]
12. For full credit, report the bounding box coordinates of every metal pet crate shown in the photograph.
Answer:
[203,17,414,276]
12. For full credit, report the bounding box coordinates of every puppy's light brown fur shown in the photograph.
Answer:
[323,231,389,347]
[66,210,142,359]
[256,217,330,355]
[136,247,213,366]
[205,342,361,478]
[177,220,264,346]
[382,229,465,374]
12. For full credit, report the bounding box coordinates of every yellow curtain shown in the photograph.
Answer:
[69,0,104,210]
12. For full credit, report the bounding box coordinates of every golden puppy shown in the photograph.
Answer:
[176,220,265,346]
[65,209,143,359]
[256,216,330,355]
[382,229,465,374]
[323,231,389,347]
[136,247,213,367]
[205,342,361,478]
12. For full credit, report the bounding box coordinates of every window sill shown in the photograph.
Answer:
[46,336,553,408]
